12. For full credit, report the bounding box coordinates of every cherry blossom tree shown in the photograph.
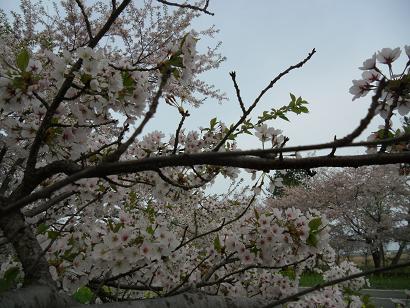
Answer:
[269,165,410,269]
[0,1,409,308]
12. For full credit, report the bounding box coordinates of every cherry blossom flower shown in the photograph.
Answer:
[359,53,376,70]
[376,47,401,64]
[254,124,280,143]
[27,59,42,73]
[349,79,370,100]
[361,70,380,83]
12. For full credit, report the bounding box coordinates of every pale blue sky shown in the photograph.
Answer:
[1,0,409,153]
[178,0,410,152]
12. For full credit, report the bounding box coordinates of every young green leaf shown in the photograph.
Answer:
[73,286,94,304]
[16,49,30,71]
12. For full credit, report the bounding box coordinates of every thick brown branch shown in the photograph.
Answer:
[2,151,409,214]
[24,0,132,173]
[23,191,77,217]
[0,158,24,196]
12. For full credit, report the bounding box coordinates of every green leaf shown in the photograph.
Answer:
[280,267,296,280]
[278,114,290,121]
[3,267,19,283]
[172,68,181,79]
[16,48,30,71]
[47,230,59,240]
[80,73,92,84]
[0,279,11,293]
[169,54,184,68]
[306,233,318,247]
[121,71,135,89]
[209,117,217,129]
[299,106,309,113]
[0,267,20,293]
[37,223,48,234]
[254,208,259,220]
[144,291,156,299]
[213,236,222,253]
[360,294,376,308]
[113,223,122,233]
[146,225,154,235]
[73,286,94,304]
[289,93,296,102]
[308,217,322,232]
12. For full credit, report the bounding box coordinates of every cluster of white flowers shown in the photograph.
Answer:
[254,124,284,146]
[350,46,410,116]
[323,261,368,291]
[1,3,394,306]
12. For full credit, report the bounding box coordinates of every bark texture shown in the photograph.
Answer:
[0,284,74,308]
[0,288,270,308]
[0,211,54,286]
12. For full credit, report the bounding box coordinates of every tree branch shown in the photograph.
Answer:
[104,69,171,162]
[263,261,410,307]
[335,78,386,147]
[2,151,409,214]
[214,49,316,151]
[229,71,246,114]
[24,0,132,174]
[23,191,77,217]
[156,0,214,16]
[74,0,93,40]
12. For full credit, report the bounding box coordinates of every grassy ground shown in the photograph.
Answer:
[299,272,410,289]
[299,254,410,289]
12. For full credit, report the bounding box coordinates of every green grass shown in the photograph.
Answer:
[300,272,410,289]
[367,274,410,289]
[299,272,323,287]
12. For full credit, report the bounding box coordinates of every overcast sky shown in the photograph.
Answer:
[179,0,410,154]
[1,0,409,154]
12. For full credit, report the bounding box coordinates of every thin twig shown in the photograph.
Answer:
[174,195,255,250]
[214,49,316,151]
[172,112,188,155]
[229,71,246,114]
[74,0,94,40]
[156,0,214,15]
[335,79,386,147]
[104,68,171,162]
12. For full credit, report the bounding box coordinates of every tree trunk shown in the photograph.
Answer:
[0,284,74,308]
[0,210,54,287]
[380,244,386,267]
[390,242,406,266]
[371,249,382,268]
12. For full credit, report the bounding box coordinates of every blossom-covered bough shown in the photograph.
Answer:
[269,165,410,269]
[0,1,409,308]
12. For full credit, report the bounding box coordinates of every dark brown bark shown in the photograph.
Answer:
[390,241,406,266]
[371,249,382,269]
[0,211,54,287]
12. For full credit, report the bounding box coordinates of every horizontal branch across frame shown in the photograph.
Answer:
[3,150,409,214]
